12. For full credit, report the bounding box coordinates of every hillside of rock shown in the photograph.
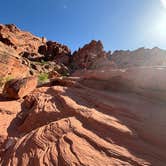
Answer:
[0,24,43,55]
[111,47,166,68]
[0,24,72,87]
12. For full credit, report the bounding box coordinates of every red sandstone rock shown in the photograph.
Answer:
[71,40,111,70]
[0,41,29,79]
[0,67,166,165]
[73,66,166,101]
[0,24,43,55]
[2,77,38,99]
[0,24,166,166]
[0,97,21,156]
[0,24,71,67]
[38,41,71,65]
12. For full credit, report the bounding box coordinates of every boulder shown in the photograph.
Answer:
[2,77,37,99]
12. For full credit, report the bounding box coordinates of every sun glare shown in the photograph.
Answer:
[150,2,166,42]
[150,17,166,44]
[155,15,166,37]
[160,0,166,9]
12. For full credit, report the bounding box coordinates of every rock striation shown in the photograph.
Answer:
[0,69,166,165]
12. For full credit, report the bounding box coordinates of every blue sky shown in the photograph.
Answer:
[0,0,166,52]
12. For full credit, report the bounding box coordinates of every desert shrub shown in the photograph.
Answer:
[40,59,48,65]
[38,73,49,83]
[33,60,48,66]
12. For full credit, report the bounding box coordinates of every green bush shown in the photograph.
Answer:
[38,73,49,83]
[34,60,48,66]
[41,59,48,65]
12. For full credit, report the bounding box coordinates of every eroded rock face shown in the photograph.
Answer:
[0,24,43,55]
[70,40,111,70]
[38,41,71,65]
[0,41,29,79]
[0,24,72,78]
[1,68,166,165]
[3,77,37,99]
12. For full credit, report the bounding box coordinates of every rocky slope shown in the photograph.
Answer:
[0,24,166,166]
[111,47,166,68]
[0,24,71,81]
[0,24,43,55]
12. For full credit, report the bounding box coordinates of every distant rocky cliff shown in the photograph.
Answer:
[111,47,166,67]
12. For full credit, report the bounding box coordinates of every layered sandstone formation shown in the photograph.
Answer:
[0,24,166,166]
[0,96,21,156]
[1,69,166,165]
[73,66,166,101]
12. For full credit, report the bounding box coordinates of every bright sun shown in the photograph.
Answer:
[160,0,166,9]
[155,16,166,36]
[150,0,166,41]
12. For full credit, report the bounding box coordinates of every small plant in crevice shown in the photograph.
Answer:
[38,73,49,84]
